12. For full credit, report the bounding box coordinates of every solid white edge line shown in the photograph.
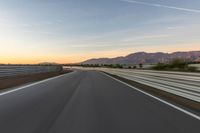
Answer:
[101,72,200,121]
[0,71,76,96]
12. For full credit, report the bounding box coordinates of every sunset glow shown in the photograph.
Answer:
[0,0,200,64]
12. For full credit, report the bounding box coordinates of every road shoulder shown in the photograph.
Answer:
[102,72,200,117]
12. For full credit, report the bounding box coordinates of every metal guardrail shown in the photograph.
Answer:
[0,65,63,78]
[99,68,200,102]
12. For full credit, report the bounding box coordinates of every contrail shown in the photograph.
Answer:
[121,0,200,13]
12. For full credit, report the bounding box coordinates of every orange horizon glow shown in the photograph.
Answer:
[1,47,199,64]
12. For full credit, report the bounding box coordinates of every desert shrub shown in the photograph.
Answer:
[139,63,143,68]
[152,63,167,70]
[152,59,198,72]
[168,59,187,69]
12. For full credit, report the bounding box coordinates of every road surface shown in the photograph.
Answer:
[0,70,199,133]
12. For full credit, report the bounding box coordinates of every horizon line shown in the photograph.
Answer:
[1,50,199,65]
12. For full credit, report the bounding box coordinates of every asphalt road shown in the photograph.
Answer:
[0,70,199,133]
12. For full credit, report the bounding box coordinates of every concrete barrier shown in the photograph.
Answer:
[0,65,63,78]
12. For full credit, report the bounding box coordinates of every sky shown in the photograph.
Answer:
[0,0,200,64]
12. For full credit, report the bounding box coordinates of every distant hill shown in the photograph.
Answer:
[82,51,200,65]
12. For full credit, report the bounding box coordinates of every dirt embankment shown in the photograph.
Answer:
[0,70,72,90]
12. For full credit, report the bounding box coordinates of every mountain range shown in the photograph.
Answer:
[82,51,200,65]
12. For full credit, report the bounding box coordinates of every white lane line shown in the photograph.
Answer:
[101,72,200,121]
[0,71,76,96]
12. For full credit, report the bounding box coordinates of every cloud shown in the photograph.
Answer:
[167,26,184,30]
[23,30,56,35]
[121,34,171,42]
[121,0,200,13]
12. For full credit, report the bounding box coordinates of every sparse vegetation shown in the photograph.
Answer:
[71,59,200,72]
[152,59,198,72]
[139,63,143,69]
[81,64,123,68]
